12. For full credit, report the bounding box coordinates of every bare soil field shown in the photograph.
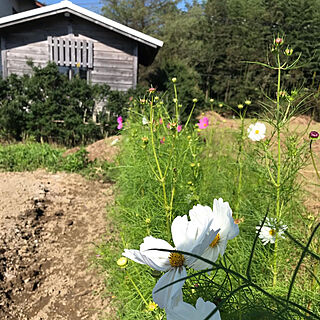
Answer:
[0,169,115,320]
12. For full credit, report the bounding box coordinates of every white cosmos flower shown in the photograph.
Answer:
[166,297,221,320]
[122,215,218,309]
[247,122,266,141]
[189,198,239,270]
[256,217,287,245]
[142,116,148,125]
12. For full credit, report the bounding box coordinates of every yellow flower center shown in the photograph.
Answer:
[210,233,220,248]
[269,229,276,236]
[169,252,185,267]
[255,129,259,134]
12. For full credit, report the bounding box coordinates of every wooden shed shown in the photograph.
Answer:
[0,0,163,91]
[0,0,43,18]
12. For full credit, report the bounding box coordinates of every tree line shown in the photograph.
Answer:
[102,0,320,119]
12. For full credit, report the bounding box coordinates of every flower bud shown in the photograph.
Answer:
[172,77,177,83]
[149,88,156,93]
[117,257,128,269]
[151,269,162,278]
[285,48,293,56]
[279,90,287,98]
[245,100,251,105]
[275,37,283,45]
[237,104,244,109]
[193,98,198,103]
[309,131,319,139]
[210,98,214,103]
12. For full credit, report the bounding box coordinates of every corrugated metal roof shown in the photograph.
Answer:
[0,0,163,49]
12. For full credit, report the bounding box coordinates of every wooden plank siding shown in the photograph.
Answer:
[72,17,137,89]
[5,40,48,76]
[0,13,138,90]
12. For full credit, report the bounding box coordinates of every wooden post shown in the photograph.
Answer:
[53,37,59,64]
[48,36,53,61]
[77,39,81,66]
[132,44,138,88]
[71,38,75,67]
[88,41,93,68]
[1,36,7,78]
[65,38,70,66]
[82,40,87,68]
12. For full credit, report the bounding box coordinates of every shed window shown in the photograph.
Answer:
[48,36,93,69]
[58,66,88,80]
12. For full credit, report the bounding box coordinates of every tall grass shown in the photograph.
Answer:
[95,41,320,319]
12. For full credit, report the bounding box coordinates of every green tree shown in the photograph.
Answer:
[101,0,180,35]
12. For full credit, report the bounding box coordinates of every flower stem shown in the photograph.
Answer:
[185,102,197,128]
[149,101,170,236]
[173,83,179,123]
[310,141,320,181]
[126,270,148,306]
[234,110,246,219]
[273,51,282,287]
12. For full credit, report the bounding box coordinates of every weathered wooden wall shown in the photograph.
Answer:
[72,17,137,91]
[0,13,138,91]
[1,16,68,77]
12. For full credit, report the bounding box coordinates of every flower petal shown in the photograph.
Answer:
[186,228,219,267]
[152,267,187,309]
[166,300,196,320]
[171,215,194,249]
[191,244,220,270]
[166,298,221,320]
[123,236,172,271]
[196,298,221,320]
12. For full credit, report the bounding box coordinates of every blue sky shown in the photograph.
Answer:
[43,1,103,13]
[43,1,191,13]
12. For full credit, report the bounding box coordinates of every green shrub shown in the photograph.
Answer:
[0,63,147,146]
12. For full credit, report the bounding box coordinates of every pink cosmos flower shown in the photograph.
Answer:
[160,137,165,144]
[159,118,163,125]
[177,125,182,132]
[167,123,171,129]
[198,117,209,129]
[117,116,123,129]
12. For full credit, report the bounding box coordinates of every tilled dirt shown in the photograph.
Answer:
[0,170,115,320]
